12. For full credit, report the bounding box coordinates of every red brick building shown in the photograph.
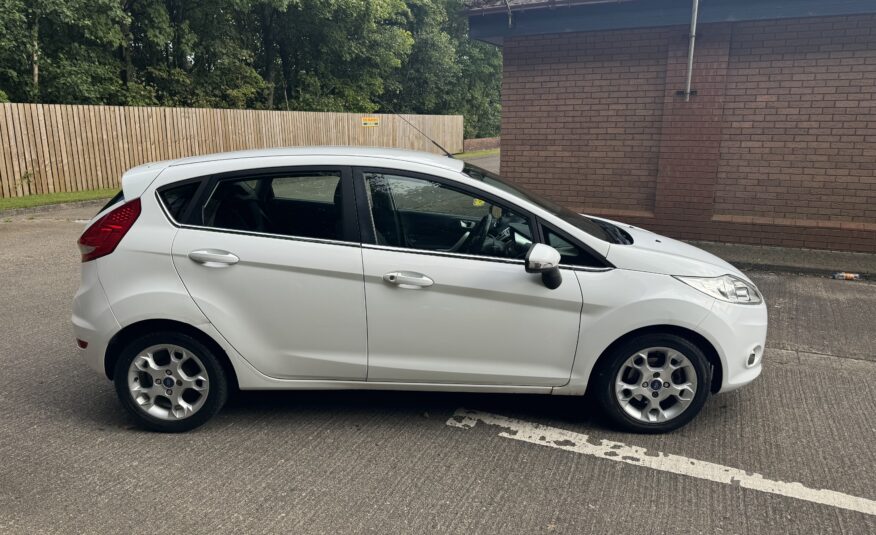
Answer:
[467,0,876,252]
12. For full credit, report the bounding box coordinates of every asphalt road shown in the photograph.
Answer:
[0,204,874,534]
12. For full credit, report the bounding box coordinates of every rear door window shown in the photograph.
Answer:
[200,171,347,241]
[271,174,340,202]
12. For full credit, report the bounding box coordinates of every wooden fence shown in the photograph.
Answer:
[0,103,463,198]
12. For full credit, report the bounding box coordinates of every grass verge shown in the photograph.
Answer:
[0,188,117,212]
[454,148,500,160]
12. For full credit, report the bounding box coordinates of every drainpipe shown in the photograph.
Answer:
[683,0,700,101]
[503,0,513,28]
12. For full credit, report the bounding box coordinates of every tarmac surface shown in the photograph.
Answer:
[0,202,874,533]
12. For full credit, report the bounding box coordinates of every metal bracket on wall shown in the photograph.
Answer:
[676,90,698,98]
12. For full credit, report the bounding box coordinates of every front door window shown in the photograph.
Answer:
[364,172,534,258]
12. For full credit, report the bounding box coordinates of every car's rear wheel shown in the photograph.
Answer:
[592,333,711,433]
[113,332,228,432]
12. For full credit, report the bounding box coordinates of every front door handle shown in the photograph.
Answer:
[188,249,239,267]
[383,271,434,288]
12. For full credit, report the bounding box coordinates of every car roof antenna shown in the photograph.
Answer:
[376,99,454,158]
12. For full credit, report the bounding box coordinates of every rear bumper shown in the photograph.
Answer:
[700,300,768,393]
[71,261,119,378]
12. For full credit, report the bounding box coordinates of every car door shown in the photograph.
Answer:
[356,168,584,387]
[169,167,368,381]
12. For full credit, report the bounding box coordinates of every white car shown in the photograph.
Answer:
[72,147,766,433]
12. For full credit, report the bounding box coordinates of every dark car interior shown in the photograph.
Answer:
[202,175,343,241]
[367,175,533,259]
[198,173,534,260]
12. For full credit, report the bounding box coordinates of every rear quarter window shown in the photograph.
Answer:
[99,191,124,213]
[158,182,200,221]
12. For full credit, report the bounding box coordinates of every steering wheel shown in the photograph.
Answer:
[461,213,493,254]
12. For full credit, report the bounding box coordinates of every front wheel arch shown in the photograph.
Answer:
[105,319,239,391]
[587,325,723,394]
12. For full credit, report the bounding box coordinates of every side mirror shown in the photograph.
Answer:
[525,243,562,290]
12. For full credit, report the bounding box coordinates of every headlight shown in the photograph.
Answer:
[673,274,762,305]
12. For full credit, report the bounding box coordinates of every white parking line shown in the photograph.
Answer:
[447,408,876,516]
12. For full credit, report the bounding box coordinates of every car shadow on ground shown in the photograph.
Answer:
[221,388,741,433]
[69,370,739,436]
[223,388,601,430]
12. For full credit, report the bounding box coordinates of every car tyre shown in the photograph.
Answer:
[113,331,228,433]
[592,333,711,433]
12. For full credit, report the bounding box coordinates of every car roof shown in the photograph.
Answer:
[121,146,469,202]
[163,146,465,173]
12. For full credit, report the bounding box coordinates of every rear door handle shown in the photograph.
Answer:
[383,271,434,288]
[188,249,239,267]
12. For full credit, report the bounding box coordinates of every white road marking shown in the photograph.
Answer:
[447,408,876,516]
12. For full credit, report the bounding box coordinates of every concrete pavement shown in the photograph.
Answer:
[0,205,874,533]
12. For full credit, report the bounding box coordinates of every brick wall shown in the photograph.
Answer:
[503,29,669,218]
[501,15,876,252]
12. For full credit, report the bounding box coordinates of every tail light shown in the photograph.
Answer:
[78,198,141,262]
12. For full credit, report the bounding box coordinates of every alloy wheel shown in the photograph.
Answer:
[614,346,699,424]
[127,344,210,420]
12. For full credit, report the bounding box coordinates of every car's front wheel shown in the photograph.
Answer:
[592,333,711,433]
[113,332,228,432]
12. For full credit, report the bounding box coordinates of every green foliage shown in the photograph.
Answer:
[0,0,28,102]
[380,0,501,137]
[257,0,414,112]
[0,0,501,137]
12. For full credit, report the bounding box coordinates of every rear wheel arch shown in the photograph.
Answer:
[105,319,239,390]
[588,325,723,394]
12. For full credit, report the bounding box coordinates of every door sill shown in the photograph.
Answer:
[239,378,554,394]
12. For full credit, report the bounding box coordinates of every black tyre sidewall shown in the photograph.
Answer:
[593,333,711,433]
[113,332,228,433]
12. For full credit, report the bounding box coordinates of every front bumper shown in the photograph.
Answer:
[71,261,120,378]
[699,299,768,393]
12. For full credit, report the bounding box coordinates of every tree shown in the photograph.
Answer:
[0,0,126,103]
[382,0,460,113]
[0,0,501,137]
[381,0,501,138]
[120,0,265,107]
[252,0,413,111]
[447,30,502,137]
[0,0,29,102]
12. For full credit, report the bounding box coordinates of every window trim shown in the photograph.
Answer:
[362,243,527,265]
[155,165,361,246]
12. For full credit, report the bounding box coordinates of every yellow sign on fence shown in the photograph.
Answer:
[361,116,380,127]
